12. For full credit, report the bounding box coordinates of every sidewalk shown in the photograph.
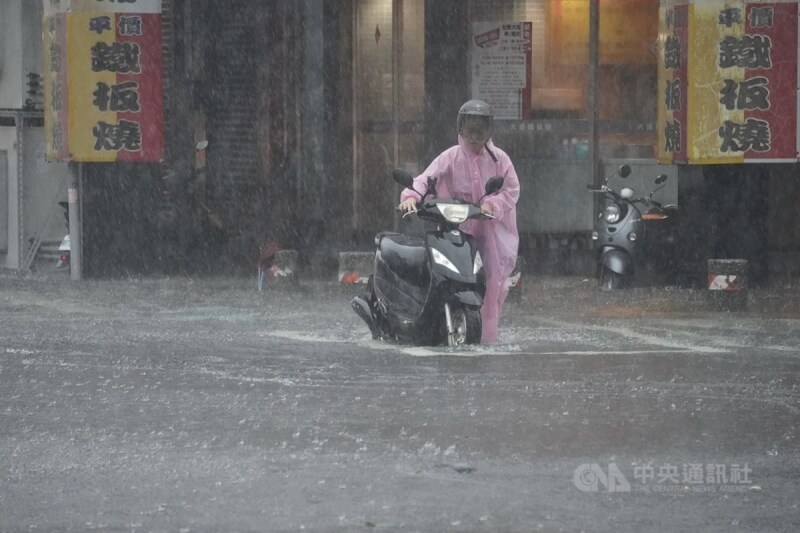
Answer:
[518,275,800,318]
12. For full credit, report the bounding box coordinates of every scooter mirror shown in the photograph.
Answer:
[618,164,632,178]
[620,187,635,199]
[195,139,208,151]
[485,176,505,195]
[392,169,414,189]
[655,174,668,185]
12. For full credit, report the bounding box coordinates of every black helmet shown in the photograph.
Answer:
[457,99,493,143]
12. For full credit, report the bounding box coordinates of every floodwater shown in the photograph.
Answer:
[1,272,799,531]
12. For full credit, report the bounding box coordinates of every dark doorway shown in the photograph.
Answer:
[703,164,770,285]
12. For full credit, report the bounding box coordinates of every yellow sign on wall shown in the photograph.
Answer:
[686,1,745,164]
[67,12,118,162]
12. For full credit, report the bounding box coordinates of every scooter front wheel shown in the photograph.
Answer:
[600,266,626,291]
[449,306,481,346]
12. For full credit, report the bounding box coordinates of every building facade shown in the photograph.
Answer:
[2,0,798,281]
[0,0,70,271]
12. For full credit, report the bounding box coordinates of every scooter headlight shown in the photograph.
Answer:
[438,203,470,224]
[473,251,483,274]
[603,204,621,224]
[431,248,460,274]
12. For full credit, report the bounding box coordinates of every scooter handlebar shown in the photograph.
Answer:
[397,199,422,215]
[397,199,491,221]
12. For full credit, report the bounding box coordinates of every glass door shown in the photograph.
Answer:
[353,0,425,236]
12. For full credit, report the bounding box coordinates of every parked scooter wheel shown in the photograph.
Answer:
[449,306,481,346]
[600,266,626,291]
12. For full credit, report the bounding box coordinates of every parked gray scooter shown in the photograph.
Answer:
[588,164,674,290]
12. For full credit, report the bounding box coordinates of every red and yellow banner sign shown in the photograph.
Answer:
[659,1,798,164]
[44,0,163,162]
[44,13,70,161]
[657,1,689,162]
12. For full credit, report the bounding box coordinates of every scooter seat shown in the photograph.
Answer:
[378,234,428,283]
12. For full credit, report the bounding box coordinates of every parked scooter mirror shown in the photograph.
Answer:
[654,173,668,185]
[484,176,504,195]
[618,164,632,178]
[392,169,414,189]
[620,187,635,199]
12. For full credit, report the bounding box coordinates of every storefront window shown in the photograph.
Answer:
[469,0,658,158]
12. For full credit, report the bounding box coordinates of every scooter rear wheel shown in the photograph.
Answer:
[600,266,626,291]
[450,306,481,346]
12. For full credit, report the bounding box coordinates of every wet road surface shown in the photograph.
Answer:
[1,274,799,531]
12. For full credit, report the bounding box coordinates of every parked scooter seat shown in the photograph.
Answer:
[378,234,428,284]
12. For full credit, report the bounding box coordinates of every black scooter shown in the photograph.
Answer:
[351,169,504,346]
[589,164,678,290]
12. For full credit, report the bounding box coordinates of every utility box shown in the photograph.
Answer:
[708,259,748,311]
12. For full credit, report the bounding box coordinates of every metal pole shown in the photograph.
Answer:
[68,163,82,280]
[16,111,24,271]
[352,3,360,233]
[392,0,402,233]
[588,0,600,187]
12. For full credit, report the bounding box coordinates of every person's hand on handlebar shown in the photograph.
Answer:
[481,203,495,218]
[398,198,418,215]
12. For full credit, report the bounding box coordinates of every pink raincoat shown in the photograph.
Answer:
[400,136,520,343]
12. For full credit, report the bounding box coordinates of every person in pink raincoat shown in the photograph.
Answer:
[399,99,520,343]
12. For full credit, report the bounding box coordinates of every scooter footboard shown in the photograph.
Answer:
[374,267,427,320]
